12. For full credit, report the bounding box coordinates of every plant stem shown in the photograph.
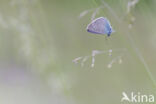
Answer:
[93,0,156,89]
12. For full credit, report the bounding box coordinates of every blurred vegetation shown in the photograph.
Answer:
[0,0,156,104]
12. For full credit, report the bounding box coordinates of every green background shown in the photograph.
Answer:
[0,0,156,104]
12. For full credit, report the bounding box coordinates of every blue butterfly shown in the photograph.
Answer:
[86,17,115,37]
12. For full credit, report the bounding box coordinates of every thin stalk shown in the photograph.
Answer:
[93,0,156,88]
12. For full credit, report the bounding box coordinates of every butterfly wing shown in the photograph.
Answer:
[87,17,111,35]
[103,18,114,36]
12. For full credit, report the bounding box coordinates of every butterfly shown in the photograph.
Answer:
[86,17,115,37]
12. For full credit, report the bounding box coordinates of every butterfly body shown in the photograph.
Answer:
[86,17,114,37]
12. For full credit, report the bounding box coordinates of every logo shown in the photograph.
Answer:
[121,92,154,103]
